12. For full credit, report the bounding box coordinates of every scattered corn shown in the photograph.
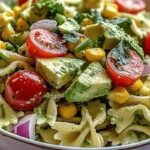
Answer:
[0,41,6,50]
[81,18,94,26]
[129,79,143,92]
[58,102,77,119]
[108,86,129,104]
[68,38,85,53]
[13,6,21,18]
[103,3,118,19]
[85,48,105,62]
[16,18,30,32]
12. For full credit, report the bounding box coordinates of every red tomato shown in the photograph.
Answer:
[27,29,68,59]
[5,70,48,111]
[115,0,146,14]
[18,0,38,6]
[106,49,144,87]
[143,33,150,55]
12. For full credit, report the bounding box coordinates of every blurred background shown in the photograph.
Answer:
[145,0,150,11]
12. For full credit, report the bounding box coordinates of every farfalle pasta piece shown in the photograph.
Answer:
[0,61,34,77]
[52,100,106,147]
[0,95,18,128]
[39,128,60,145]
[109,95,150,109]
[108,104,150,133]
[111,125,150,146]
[0,50,35,68]
[35,98,57,126]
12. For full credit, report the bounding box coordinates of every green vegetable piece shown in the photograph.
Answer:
[59,18,80,33]
[99,22,144,59]
[55,13,66,24]
[9,31,29,46]
[75,38,92,52]
[6,42,16,51]
[63,32,80,43]
[65,62,111,102]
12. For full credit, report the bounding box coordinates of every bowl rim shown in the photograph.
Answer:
[0,128,150,150]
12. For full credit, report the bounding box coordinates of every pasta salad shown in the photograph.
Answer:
[0,0,150,148]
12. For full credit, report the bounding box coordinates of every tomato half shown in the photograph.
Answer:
[5,70,48,111]
[106,49,144,87]
[27,29,68,59]
[143,33,150,56]
[115,0,146,14]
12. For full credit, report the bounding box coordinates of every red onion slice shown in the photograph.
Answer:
[30,19,57,31]
[142,59,150,77]
[12,114,36,140]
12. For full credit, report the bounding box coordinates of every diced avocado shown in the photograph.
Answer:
[55,13,66,24]
[65,62,111,102]
[99,22,144,59]
[21,7,48,24]
[9,31,29,46]
[84,24,104,41]
[59,18,80,33]
[36,57,85,89]
[103,31,120,50]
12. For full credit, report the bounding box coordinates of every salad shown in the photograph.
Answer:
[0,0,150,148]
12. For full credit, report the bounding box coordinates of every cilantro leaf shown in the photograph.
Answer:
[51,3,65,15]
[63,33,81,43]
[74,13,92,24]
[112,41,130,66]
[90,9,103,23]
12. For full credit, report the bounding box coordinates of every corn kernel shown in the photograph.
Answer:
[81,18,94,26]
[58,102,77,119]
[68,38,85,53]
[1,25,15,41]
[0,41,6,50]
[3,11,14,17]
[108,86,129,104]
[13,6,21,18]
[0,14,13,28]
[64,52,75,58]
[103,3,118,19]
[84,0,101,10]
[129,80,143,92]
[75,50,86,59]
[139,86,150,96]
[16,18,29,32]
[85,48,105,62]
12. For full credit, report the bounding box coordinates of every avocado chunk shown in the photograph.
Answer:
[9,31,29,46]
[84,24,104,41]
[59,18,80,33]
[65,62,111,102]
[99,22,144,59]
[36,57,85,89]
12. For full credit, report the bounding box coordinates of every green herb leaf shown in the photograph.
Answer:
[75,38,93,52]
[112,40,130,65]
[83,139,91,145]
[63,32,82,43]
[90,9,103,23]
[74,13,91,24]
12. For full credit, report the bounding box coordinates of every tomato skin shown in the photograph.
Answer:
[27,29,68,59]
[115,0,146,14]
[143,33,150,56]
[18,0,38,6]
[5,70,48,111]
[106,50,144,87]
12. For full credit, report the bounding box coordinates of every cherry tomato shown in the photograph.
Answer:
[27,29,68,59]
[5,70,48,111]
[115,0,146,14]
[18,0,38,6]
[143,33,150,55]
[106,49,144,87]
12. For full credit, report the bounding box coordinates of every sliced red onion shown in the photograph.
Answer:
[30,19,57,31]
[142,59,150,77]
[12,114,36,140]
